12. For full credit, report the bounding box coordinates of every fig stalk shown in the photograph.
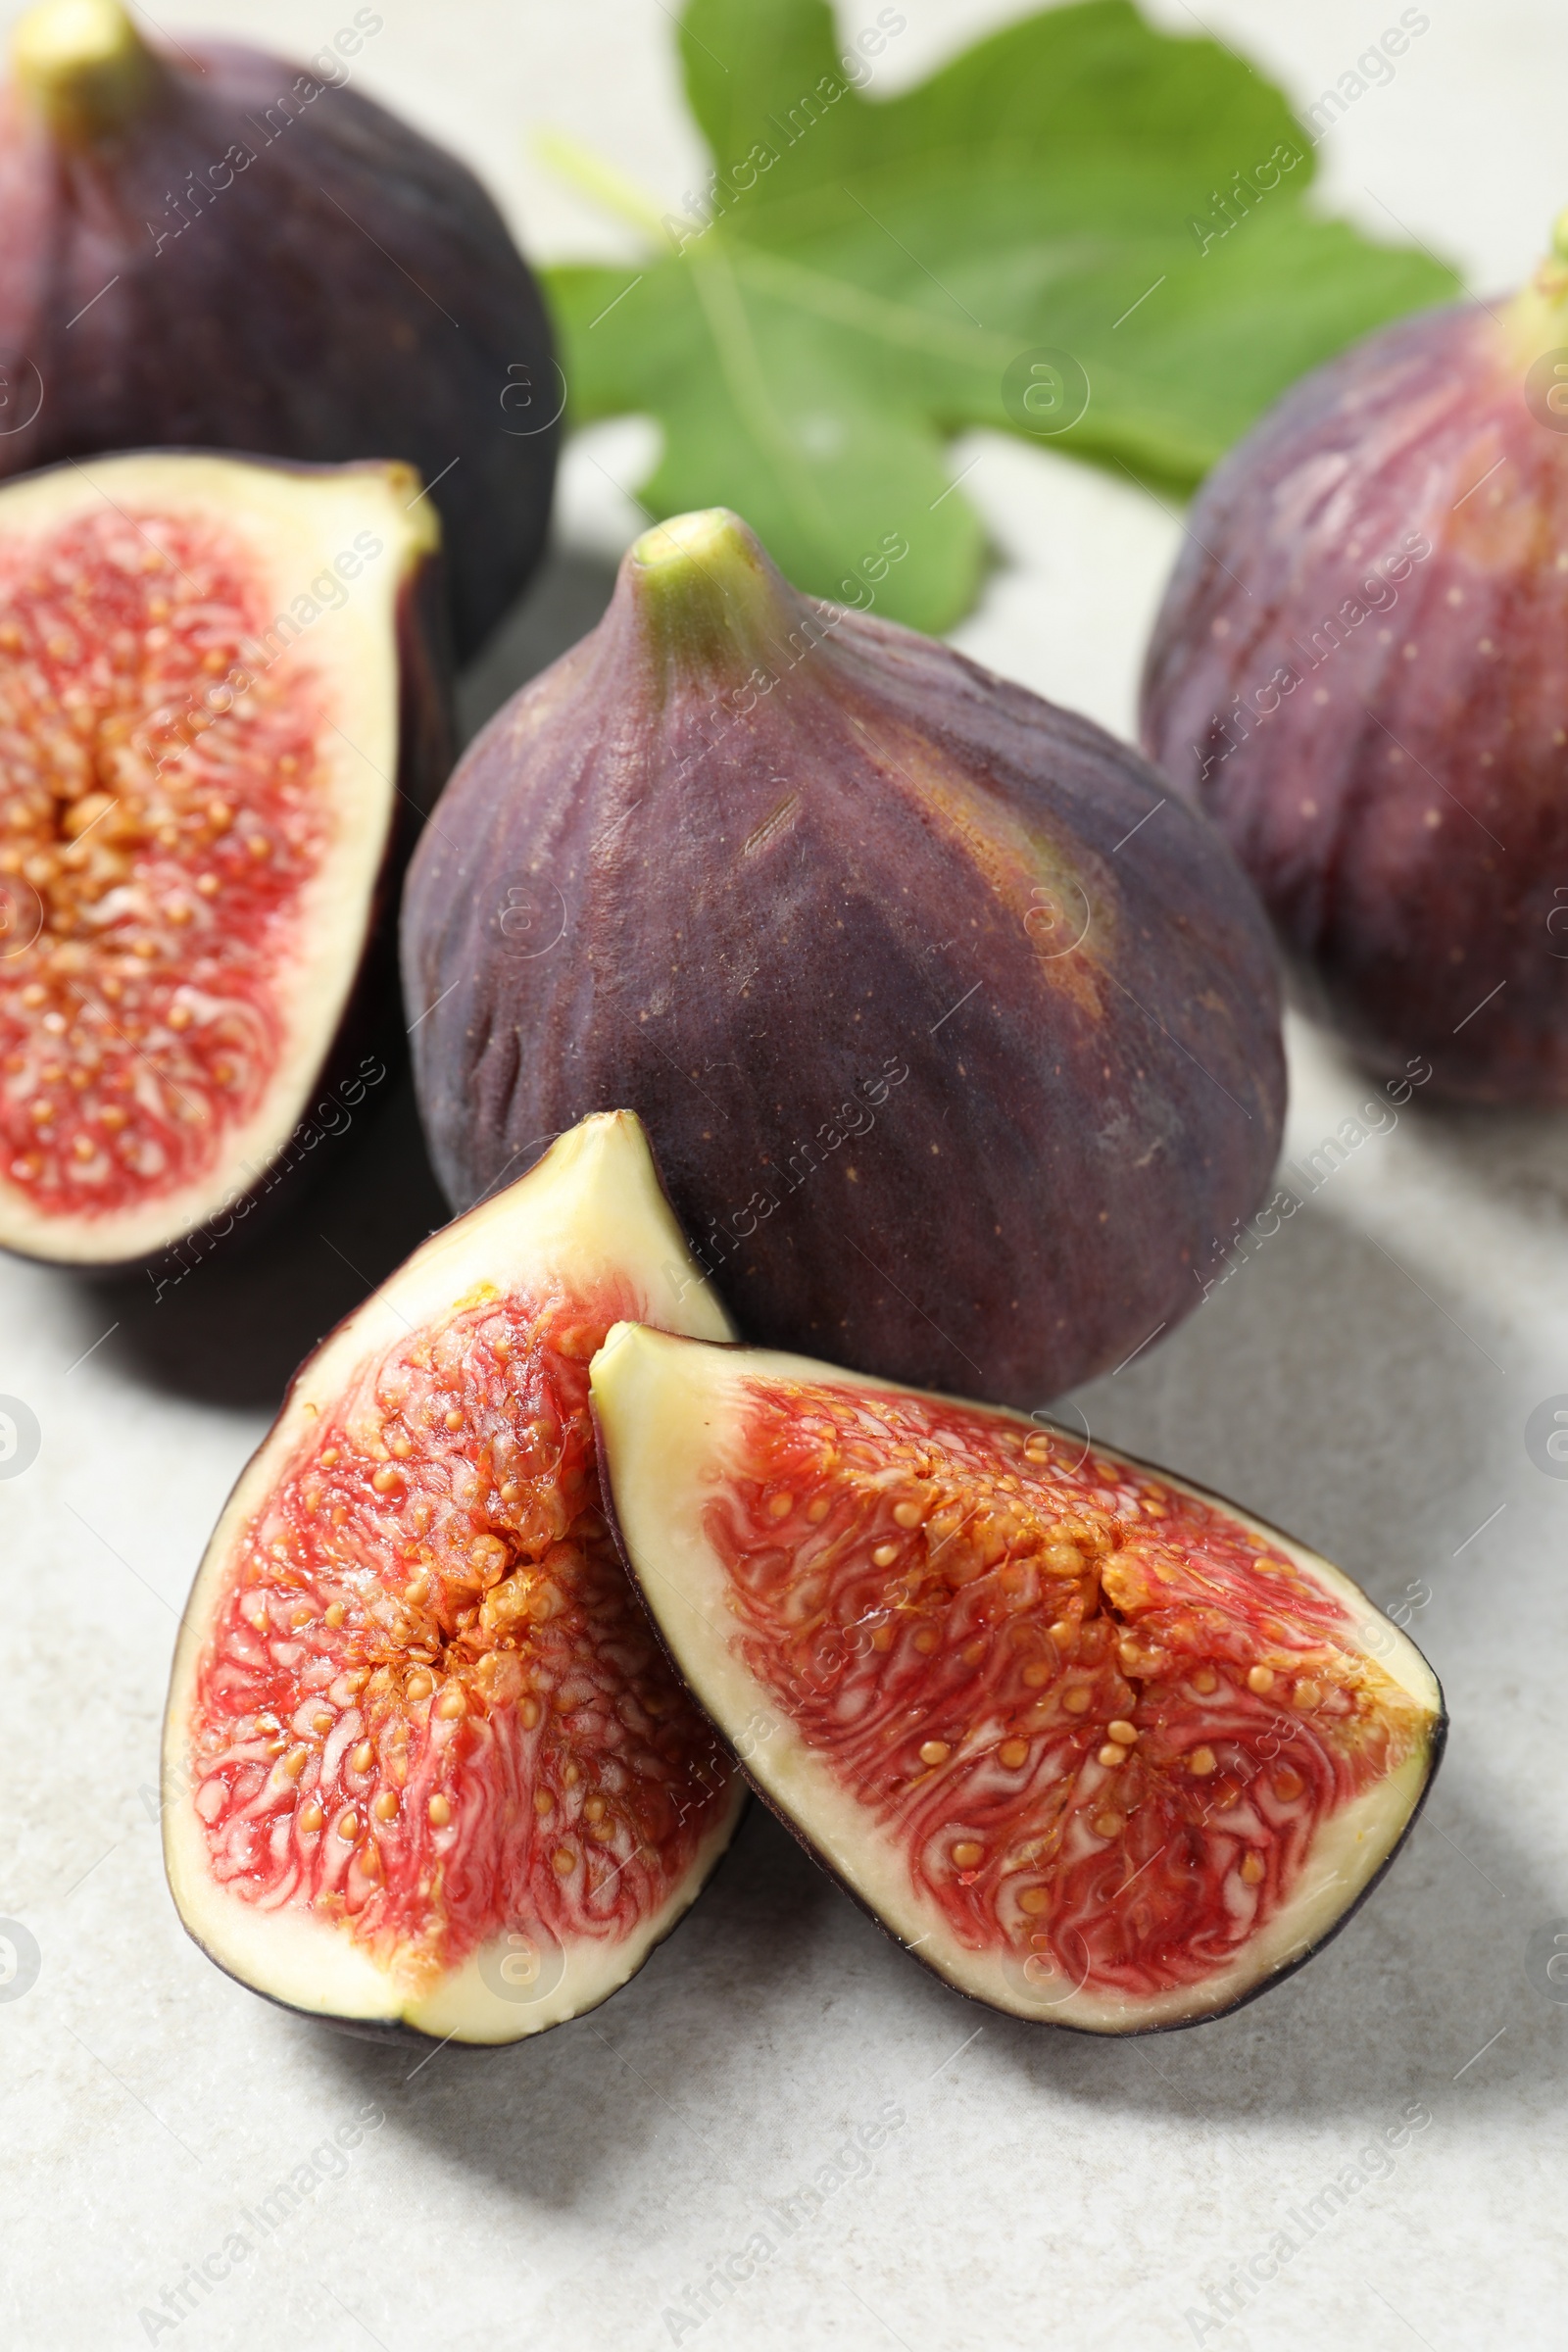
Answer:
[1503,207,1568,368]
[11,0,159,141]
[625,509,799,689]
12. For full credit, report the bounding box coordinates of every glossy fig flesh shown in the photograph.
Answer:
[593,1324,1445,2034]
[1142,212,1568,1102]
[404,508,1285,1411]
[0,450,448,1268]
[163,1113,743,2043]
[0,0,558,661]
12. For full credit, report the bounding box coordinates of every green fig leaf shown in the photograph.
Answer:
[543,0,1458,632]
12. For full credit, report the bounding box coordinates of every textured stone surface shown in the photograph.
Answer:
[2,5,1563,2349]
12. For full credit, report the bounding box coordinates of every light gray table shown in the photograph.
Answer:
[3,5,1564,2347]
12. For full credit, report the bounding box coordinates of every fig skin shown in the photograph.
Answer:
[1142,220,1568,1103]
[403,509,1286,1411]
[0,0,557,662]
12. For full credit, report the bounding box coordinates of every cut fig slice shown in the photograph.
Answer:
[593,1327,1446,2034]
[0,450,449,1267]
[163,1113,744,2043]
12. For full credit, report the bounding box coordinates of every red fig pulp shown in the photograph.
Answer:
[0,450,448,1268]
[164,1112,743,2042]
[593,1325,1445,2034]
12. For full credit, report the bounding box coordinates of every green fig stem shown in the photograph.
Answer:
[1503,202,1568,365]
[626,510,794,684]
[12,0,161,142]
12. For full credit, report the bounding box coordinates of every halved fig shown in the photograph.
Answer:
[0,449,450,1267]
[163,1113,743,2043]
[593,1326,1445,2034]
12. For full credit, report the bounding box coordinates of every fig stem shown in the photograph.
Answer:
[1505,210,1568,363]
[12,0,160,139]
[627,509,791,682]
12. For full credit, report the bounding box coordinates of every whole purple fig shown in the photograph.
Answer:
[1141,213,1568,1104]
[403,508,1285,1410]
[0,0,557,661]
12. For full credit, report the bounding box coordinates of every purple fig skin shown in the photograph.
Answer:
[1141,276,1568,1103]
[0,7,556,662]
[402,511,1285,1411]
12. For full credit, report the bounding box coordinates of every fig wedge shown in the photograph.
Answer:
[0,450,449,1269]
[593,1325,1445,2034]
[163,1113,743,2043]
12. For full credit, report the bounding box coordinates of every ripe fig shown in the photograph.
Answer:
[163,1112,743,2043]
[1141,211,1568,1102]
[0,448,449,1268]
[0,0,558,661]
[593,1324,1445,2034]
[404,508,1285,1411]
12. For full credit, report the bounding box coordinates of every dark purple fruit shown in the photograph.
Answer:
[1142,213,1568,1103]
[402,508,1285,1410]
[0,0,557,661]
